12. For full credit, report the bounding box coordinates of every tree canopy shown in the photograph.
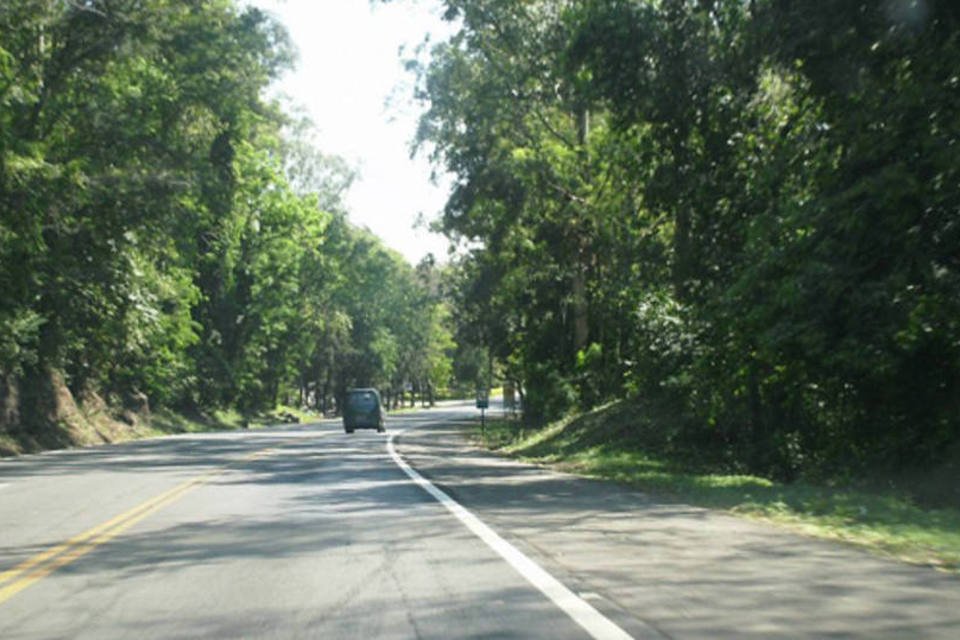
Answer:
[1,0,456,444]
[4,0,957,476]
[408,0,960,476]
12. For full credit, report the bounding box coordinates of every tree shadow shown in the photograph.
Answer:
[391,421,960,639]
[3,409,959,639]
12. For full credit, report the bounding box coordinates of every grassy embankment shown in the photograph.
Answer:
[123,403,334,440]
[476,400,960,573]
[0,405,323,457]
[3,397,443,456]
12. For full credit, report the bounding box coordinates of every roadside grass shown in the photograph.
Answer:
[2,403,329,458]
[271,405,323,425]
[474,402,960,573]
[150,404,323,435]
[149,407,246,434]
[148,399,432,437]
[0,432,22,456]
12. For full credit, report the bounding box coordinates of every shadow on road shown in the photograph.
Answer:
[3,407,958,639]
[391,420,960,640]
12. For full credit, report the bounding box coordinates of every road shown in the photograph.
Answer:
[1,402,958,639]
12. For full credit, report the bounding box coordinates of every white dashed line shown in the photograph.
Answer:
[387,430,634,640]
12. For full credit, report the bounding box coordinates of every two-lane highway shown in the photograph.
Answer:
[0,406,629,639]
[2,403,959,639]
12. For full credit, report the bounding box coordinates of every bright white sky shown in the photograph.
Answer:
[249,0,455,265]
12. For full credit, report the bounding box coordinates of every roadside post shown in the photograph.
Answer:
[476,389,489,440]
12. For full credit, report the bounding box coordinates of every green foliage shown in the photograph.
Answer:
[411,0,960,476]
[477,400,960,572]
[0,0,456,441]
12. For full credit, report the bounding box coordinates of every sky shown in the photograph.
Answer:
[249,0,456,265]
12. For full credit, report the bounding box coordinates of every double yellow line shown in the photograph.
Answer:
[0,447,273,606]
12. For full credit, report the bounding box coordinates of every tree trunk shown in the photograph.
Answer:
[572,104,591,353]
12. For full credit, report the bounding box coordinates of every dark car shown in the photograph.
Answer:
[342,388,385,433]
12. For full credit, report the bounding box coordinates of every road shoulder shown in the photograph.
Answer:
[394,420,960,640]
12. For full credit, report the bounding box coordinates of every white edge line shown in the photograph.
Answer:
[387,430,634,640]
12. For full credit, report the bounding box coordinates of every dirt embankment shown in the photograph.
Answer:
[0,369,151,457]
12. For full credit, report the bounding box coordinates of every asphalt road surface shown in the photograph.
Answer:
[1,401,958,639]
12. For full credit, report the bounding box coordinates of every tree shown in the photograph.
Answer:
[404,0,960,475]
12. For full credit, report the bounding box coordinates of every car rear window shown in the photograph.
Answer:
[347,392,377,411]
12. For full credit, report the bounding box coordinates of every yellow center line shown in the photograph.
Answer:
[0,445,280,606]
[0,479,197,588]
